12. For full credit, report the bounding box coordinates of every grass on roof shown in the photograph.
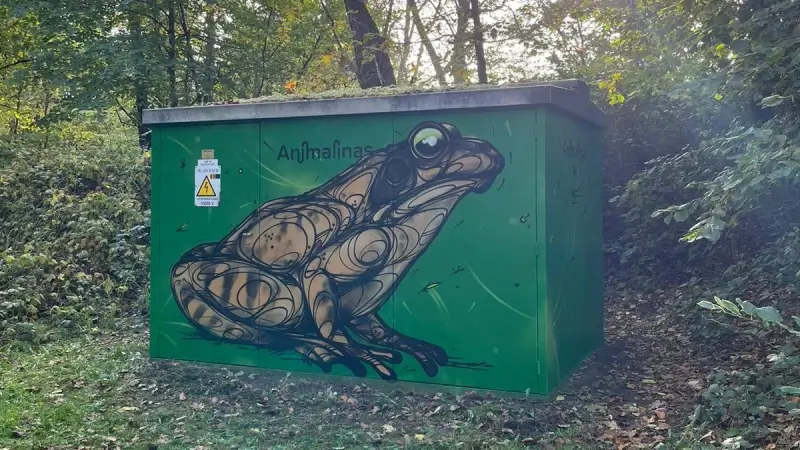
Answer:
[203,79,581,107]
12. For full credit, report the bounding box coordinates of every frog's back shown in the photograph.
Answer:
[228,196,358,273]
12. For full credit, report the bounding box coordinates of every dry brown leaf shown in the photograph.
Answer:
[426,405,443,417]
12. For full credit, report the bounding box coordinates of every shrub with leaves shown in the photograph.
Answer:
[686,297,800,448]
[0,123,149,343]
[596,0,800,293]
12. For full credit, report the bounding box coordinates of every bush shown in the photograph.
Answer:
[683,297,800,448]
[0,125,150,344]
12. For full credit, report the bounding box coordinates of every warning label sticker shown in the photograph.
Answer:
[194,161,221,207]
[196,176,216,197]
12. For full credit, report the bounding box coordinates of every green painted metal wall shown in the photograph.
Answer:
[149,105,603,395]
[538,112,605,394]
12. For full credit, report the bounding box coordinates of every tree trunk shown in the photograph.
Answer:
[343,0,396,88]
[179,1,199,102]
[203,0,217,103]
[469,0,487,83]
[129,8,150,149]
[396,1,414,83]
[451,0,470,84]
[407,0,446,86]
[167,0,178,107]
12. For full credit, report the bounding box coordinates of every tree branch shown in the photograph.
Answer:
[114,97,137,126]
[0,59,31,72]
[297,34,325,79]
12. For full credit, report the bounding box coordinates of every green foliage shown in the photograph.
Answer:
[0,119,149,343]
[688,298,800,447]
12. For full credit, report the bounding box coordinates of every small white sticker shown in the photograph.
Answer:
[194,161,221,207]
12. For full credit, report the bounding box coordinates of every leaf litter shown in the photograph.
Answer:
[2,275,797,449]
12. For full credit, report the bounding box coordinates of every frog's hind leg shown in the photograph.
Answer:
[172,279,262,344]
[171,255,305,345]
[349,313,448,377]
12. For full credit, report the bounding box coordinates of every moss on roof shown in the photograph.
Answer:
[207,80,580,107]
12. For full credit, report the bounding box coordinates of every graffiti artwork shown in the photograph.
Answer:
[169,122,505,380]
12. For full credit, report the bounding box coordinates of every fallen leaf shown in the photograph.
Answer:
[179,392,186,401]
[415,434,425,440]
[425,405,443,416]
[556,395,565,401]
[382,424,395,433]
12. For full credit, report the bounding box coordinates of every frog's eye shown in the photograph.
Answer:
[410,126,448,160]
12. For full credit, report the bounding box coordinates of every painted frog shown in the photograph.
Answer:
[170,121,505,379]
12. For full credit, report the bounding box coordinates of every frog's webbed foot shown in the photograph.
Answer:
[292,337,369,377]
[330,330,402,379]
[351,313,448,377]
[291,336,399,380]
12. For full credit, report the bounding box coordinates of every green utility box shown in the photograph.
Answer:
[142,80,607,396]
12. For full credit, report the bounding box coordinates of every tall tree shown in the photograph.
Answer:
[407,0,447,85]
[128,2,150,148]
[451,0,471,84]
[469,0,487,83]
[167,0,178,107]
[343,0,396,87]
[203,0,217,103]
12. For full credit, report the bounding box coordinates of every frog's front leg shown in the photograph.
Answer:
[302,227,392,340]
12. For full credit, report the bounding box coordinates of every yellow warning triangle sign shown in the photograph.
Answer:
[196,176,217,197]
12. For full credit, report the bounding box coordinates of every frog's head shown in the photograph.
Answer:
[320,121,504,224]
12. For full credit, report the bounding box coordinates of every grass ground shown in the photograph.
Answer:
[0,330,585,450]
[1,278,793,449]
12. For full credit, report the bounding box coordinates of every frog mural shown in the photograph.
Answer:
[169,121,505,380]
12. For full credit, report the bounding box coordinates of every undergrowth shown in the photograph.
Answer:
[0,123,150,345]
